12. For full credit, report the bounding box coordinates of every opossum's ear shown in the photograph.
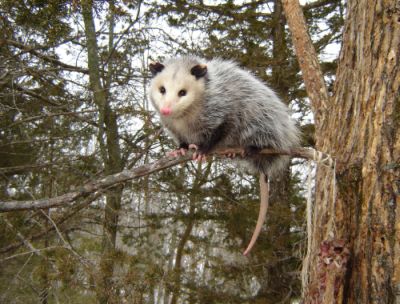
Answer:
[149,62,165,76]
[191,64,207,79]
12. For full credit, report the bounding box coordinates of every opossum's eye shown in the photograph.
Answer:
[178,89,187,97]
[159,86,166,94]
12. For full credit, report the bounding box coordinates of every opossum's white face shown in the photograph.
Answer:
[149,62,207,118]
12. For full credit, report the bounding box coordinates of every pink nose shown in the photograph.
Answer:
[160,107,172,116]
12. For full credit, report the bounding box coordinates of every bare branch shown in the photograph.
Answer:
[5,110,97,129]
[0,192,102,254]
[281,0,330,122]
[0,147,331,213]
[5,39,89,74]
[302,0,335,10]
[10,83,62,106]
[0,162,61,174]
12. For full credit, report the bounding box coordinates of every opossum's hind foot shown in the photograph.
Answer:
[215,148,239,159]
[189,144,207,162]
[221,151,237,159]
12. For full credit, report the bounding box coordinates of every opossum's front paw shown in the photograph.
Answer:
[167,142,189,157]
[167,148,188,157]
[188,144,207,162]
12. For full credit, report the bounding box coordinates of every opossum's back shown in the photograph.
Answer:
[207,59,275,97]
[206,59,274,101]
[206,59,299,147]
[206,59,300,176]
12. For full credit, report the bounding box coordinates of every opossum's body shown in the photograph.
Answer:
[149,57,300,254]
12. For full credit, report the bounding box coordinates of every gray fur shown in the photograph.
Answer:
[150,56,300,177]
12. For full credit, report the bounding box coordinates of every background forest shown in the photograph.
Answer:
[1,0,346,303]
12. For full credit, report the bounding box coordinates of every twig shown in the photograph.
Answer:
[39,210,93,267]
[3,217,44,257]
[0,246,60,263]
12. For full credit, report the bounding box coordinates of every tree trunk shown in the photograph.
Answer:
[81,1,124,303]
[169,200,196,304]
[312,1,399,302]
[283,0,400,303]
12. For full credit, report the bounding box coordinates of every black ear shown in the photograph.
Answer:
[149,62,165,75]
[190,64,207,79]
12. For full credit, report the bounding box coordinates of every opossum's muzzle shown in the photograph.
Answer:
[160,107,172,116]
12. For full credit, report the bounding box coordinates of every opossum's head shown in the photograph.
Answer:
[149,60,207,118]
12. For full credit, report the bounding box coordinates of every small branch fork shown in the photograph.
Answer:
[0,147,333,212]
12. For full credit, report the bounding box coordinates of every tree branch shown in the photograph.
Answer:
[0,192,102,254]
[302,0,336,11]
[10,83,62,107]
[5,110,97,130]
[281,0,330,123]
[0,147,332,213]
[5,40,89,74]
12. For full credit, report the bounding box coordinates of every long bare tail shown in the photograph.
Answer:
[243,173,269,256]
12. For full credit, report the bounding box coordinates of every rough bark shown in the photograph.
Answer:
[312,1,399,302]
[283,0,400,303]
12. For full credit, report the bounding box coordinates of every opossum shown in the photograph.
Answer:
[149,56,300,255]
